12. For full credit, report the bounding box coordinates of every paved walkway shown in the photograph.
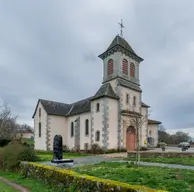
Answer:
[0,177,30,192]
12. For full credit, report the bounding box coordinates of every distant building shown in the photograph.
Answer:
[16,129,34,139]
[32,33,161,151]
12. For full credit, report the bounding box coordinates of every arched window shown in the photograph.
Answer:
[122,59,128,75]
[130,63,135,77]
[85,119,89,136]
[96,103,100,112]
[107,59,114,76]
[96,131,100,141]
[71,122,74,137]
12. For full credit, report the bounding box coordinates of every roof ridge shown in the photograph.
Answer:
[40,99,69,105]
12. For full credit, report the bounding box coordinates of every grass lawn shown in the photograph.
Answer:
[21,138,34,145]
[127,157,194,166]
[73,162,194,192]
[35,151,89,162]
[0,180,20,192]
[0,171,75,192]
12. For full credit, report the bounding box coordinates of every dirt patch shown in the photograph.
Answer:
[0,177,30,192]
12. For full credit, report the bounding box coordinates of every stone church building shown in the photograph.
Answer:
[32,34,161,151]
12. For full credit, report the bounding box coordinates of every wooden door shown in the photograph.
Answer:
[126,126,136,151]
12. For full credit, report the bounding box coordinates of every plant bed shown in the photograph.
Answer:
[20,162,166,192]
[73,161,194,192]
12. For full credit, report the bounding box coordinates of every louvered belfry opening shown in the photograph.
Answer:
[107,59,113,76]
[122,59,128,75]
[130,62,135,77]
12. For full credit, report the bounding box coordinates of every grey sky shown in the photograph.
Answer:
[0,0,194,132]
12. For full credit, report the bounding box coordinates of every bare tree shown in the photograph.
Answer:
[0,101,18,140]
[123,105,149,166]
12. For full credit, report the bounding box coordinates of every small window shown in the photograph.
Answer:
[126,94,129,104]
[71,122,74,137]
[85,119,89,136]
[39,108,41,117]
[133,96,136,106]
[39,123,41,137]
[96,131,100,141]
[130,63,135,77]
[96,103,100,112]
[107,59,114,76]
[122,59,128,75]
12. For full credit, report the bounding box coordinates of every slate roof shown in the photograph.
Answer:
[99,35,143,61]
[117,78,142,92]
[36,99,71,117]
[66,97,93,116]
[107,35,137,55]
[141,102,150,108]
[91,83,119,101]
[148,119,162,125]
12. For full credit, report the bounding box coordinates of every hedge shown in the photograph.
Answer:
[20,162,168,192]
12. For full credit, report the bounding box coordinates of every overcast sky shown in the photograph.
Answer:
[0,0,194,134]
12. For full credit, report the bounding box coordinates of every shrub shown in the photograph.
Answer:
[91,144,104,154]
[20,162,168,192]
[62,145,70,152]
[118,148,127,152]
[0,139,11,147]
[140,147,148,151]
[0,142,37,170]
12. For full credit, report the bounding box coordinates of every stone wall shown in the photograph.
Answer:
[128,151,194,158]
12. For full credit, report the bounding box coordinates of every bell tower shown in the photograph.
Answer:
[98,21,143,86]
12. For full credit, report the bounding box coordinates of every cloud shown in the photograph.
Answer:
[0,0,193,129]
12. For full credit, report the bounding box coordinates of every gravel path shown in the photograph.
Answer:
[0,177,30,192]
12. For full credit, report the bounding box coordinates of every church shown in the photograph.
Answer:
[32,30,162,151]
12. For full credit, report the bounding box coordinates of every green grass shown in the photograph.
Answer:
[21,138,34,145]
[73,162,194,192]
[127,157,194,166]
[35,151,89,162]
[0,180,20,192]
[0,171,76,192]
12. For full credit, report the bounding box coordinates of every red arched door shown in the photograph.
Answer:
[126,126,136,151]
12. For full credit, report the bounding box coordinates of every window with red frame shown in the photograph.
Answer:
[122,59,128,75]
[107,59,113,76]
[130,63,135,77]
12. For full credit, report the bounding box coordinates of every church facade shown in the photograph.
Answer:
[32,34,161,151]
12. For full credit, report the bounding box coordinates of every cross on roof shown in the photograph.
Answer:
[118,19,125,37]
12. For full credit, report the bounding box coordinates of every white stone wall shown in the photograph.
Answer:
[140,107,148,147]
[34,102,47,151]
[79,112,91,150]
[120,86,141,113]
[148,124,159,147]
[66,115,79,149]
[47,115,67,150]
[107,98,118,149]
[66,112,91,150]
[91,99,104,147]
